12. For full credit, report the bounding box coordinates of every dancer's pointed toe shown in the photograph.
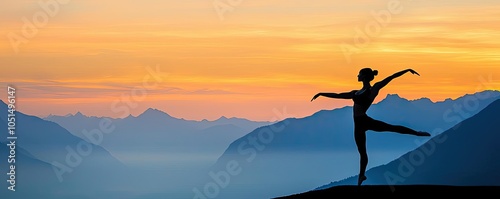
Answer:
[357,175,367,186]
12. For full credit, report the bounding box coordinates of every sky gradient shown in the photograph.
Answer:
[1,0,500,121]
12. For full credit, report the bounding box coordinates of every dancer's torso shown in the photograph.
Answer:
[352,88,374,117]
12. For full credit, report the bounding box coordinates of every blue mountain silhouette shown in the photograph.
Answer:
[45,108,271,167]
[208,90,500,199]
[0,143,60,198]
[317,98,500,189]
[0,100,131,199]
[44,107,272,198]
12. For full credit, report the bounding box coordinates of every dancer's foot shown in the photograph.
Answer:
[357,175,367,186]
[416,131,431,136]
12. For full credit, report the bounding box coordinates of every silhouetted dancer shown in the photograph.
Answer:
[311,68,431,186]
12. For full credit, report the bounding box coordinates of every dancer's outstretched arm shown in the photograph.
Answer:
[311,91,354,101]
[372,69,420,92]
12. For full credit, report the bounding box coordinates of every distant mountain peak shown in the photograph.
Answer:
[385,93,403,99]
[410,97,433,103]
[74,111,85,117]
[143,107,165,114]
[214,116,256,122]
[378,93,409,104]
[138,108,173,119]
[217,116,229,120]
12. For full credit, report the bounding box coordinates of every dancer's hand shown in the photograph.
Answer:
[408,69,420,76]
[311,93,321,102]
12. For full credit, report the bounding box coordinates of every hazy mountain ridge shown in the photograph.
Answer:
[43,105,274,198]
[0,100,133,199]
[208,90,500,199]
[46,107,271,132]
[44,107,272,167]
[316,98,500,190]
[1,90,498,199]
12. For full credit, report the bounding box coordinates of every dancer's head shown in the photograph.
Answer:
[358,68,378,82]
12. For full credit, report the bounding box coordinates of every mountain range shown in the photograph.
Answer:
[316,98,500,190]
[0,100,133,199]
[45,109,271,168]
[1,90,499,198]
[208,90,500,199]
[44,108,272,198]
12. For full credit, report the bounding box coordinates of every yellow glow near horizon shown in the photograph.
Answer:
[1,0,499,121]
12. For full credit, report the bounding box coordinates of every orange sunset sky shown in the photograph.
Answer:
[1,0,499,121]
